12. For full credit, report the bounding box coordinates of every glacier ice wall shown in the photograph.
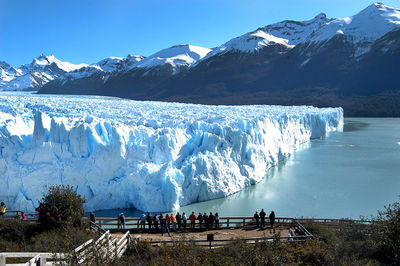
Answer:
[0,93,343,212]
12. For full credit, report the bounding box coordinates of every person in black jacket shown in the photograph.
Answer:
[176,212,182,230]
[254,211,260,227]
[269,211,276,229]
[209,212,215,229]
[203,212,209,230]
[198,213,203,229]
[260,209,266,227]
[146,213,153,231]
[153,214,159,232]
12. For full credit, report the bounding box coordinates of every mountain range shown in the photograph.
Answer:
[1,3,400,116]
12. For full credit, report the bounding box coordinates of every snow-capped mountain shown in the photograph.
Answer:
[207,3,400,57]
[0,54,89,91]
[136,44,211,73]
[1,3,400,116]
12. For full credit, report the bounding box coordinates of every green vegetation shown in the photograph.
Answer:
[38,184,85,229]
[1,191,399,265]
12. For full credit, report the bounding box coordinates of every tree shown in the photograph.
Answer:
[38,185,85,229]
[372,199,400,264]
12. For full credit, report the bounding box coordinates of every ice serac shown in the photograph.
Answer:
[0,93,343,212]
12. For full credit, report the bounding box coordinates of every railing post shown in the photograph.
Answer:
[0,254,6,266]
[39,254,46,266]
[243,218,245,227]
[227,218,229,228]
[99,220,102,228]
[114,240,118,258]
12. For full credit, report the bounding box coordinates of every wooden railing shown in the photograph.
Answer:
[89,216,370,231]
[0,230,132,265]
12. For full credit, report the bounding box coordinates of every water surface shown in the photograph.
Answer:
[96,118,400,219]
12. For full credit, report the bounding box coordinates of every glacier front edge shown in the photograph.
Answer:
[0,94,343,212]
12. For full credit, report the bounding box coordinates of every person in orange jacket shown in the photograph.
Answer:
[170,213,177,231]
[189,212,197,230]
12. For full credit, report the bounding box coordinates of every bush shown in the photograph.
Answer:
[372,200,400,264]
[38,185,85,229]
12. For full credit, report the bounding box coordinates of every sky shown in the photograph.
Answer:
[0,0,399,67]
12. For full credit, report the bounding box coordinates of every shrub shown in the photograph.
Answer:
[372,200,400,264]
[38,185,85,229]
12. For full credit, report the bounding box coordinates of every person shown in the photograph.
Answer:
[21,212,27,221]
[0,202,6,215]
[203,212,209,230]
[89,212,96,224]
[176,212,182,230]
[182,212,187,230]
[118,213,126,230]
[153,214,159,231]
[170,213,177,231]
[160,214,171,237]
[269,211,276,229]
[140,213,146,231]
[254,211,260,227]
[209,212,215,229]
[189,212,196,230]
[215,212,220,229]
[197,212,203,228]
[35,203,43,212]
[165,214,171,232]
[146,213,153,231]
[260,209,266,227]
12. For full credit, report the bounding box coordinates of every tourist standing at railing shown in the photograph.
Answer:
[254,211,260,227]
[260,209,266,227]
[146,213,153,230]
[0,202,6,215]
[209,212,215,229]
[182,212,187,230]
[118,213,126,230]
[153,214,159,232]
[198,212,203,228]
[21,211,27,221]
[269,211,275,229]
[176,212,182,230]
[171,213,177,231]
[203,212,209,229]
[189,212,196,230]
[215,213,220,229]
[89,212,96,224]
[160,214,171,237]
[165,214,171,231]
[140,213,146,231]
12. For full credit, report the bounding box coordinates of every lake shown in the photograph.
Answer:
[94,118,400,219]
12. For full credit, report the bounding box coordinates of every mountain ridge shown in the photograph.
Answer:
[1,3,400,116]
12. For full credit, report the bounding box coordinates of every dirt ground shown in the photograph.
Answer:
[113,225,291,242]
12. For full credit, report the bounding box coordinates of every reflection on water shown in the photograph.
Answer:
[343,119,369,132]
[94,118,400,219]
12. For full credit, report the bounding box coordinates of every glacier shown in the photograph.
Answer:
[0,93,343,212]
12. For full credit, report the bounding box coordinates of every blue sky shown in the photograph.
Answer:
[0,0,399,67]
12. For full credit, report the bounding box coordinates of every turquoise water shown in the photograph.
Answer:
[95,118,400,219]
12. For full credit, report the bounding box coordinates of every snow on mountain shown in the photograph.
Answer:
[207,3,400,57]
[308,3,400,45]
[0,92,343,212]
[0,55,89,91]
[136,44,211,73]
[206,30,293,58]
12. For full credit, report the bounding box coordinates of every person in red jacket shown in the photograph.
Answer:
[21,212,27,221]
[189,212,197,230]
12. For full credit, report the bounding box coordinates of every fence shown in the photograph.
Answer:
[0,229,132,265]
